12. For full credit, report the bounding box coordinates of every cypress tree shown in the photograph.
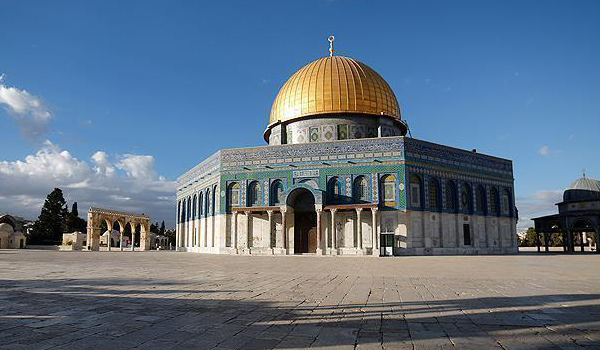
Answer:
[30,188,68,244]
[67,202,87,233]
[71,202,78,218]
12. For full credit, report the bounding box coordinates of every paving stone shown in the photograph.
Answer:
[0,250,599,349]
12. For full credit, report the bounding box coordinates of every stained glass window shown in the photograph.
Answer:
[271,180,284,205]
[328,177,341,204]
[410,175,421,207]
[490,188,499,214]
[429,179,440,209]
[446,181,457,211]
[501,189,510,215]
[353,176,368,202]
[229,183,240,207]
[382,174,396,206]
[248,181,260,206]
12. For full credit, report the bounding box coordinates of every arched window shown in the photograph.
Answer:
[181,199,185,222]
[461,183,473,214]
[198,192,204,217]
[381,174,396,206]
[192,194,197,219]
[501,189,511,215]
[353,176,368,203]
[490,187,499,215]
[228,183,240,207]
[328,177,341,204]
[186,197,191,221]
[212,186,217,215]
[428,178,440,210]
[446,180,457,212]
[271,180,284,205]
[205,189,211,216]
[409,174,422,208]
[476,185,487,215]
[248,181,260,206]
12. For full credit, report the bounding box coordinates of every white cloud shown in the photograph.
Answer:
[91,151,115,177]
[515,189,563,232]
[0,75,51,140]
[539,145,561,157]
[116,154,156,180]
[0,141,176,227]
[0,141,89,181]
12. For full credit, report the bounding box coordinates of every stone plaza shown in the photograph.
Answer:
[1,250,599,349]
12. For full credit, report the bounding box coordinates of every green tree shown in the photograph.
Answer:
[150,221,159,234]
[549,232,563,247]
[165,229,175,247]
[66,202,87,233]
[159,221,165,236]
[518,227,538,247]
[30,188,68,245]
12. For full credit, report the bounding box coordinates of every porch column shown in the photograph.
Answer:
[281,207,287,252]
[107,232,111,251]
[245,211,251,251]
[535,230,540,252]
[331,209,337,251]
[233,211,239,252]
[371,208,378,256]
[196,219,201,248]
[119,229,124,251]
[177,223,182,248]
[189,221,193,247]
[579,232,584,252]
[544,232,549,252]
[566,229,574,252]
[131,230,136,251]
[356,208,363,250]
[90,227,101,251]
[315,206,323,254]
[267,210,274,249]
[203,214,207,247]
[596,229,600,254]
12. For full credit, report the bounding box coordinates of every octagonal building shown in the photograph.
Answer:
[176,47,518,256]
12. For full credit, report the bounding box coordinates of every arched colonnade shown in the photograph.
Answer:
[86,207,150,251]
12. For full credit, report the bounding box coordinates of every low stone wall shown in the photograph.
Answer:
[25,245,60,251]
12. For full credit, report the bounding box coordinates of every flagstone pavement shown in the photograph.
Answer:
[1,250,599,349]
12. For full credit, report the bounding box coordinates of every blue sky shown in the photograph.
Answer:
[1,0,598,229]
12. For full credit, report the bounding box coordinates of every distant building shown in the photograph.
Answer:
[533,176,600,252]
[100,229,121,248]
[150,233,169,250]
[0,215,28,249]
[61,231,87,250]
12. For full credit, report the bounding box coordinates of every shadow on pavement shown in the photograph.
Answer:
[0,277,599,349]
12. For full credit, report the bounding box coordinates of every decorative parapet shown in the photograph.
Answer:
[220,137,405,169]
[177,151,222,189]
[177,136,514,189]
[404,138,513,180]
[88,207,149,219]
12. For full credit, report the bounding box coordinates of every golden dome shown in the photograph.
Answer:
[269,56,401,124]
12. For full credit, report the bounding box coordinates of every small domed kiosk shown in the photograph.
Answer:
[533,175,600,253]
[0,215,27,249]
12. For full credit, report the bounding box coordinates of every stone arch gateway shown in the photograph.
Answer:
[86,207,150,251]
